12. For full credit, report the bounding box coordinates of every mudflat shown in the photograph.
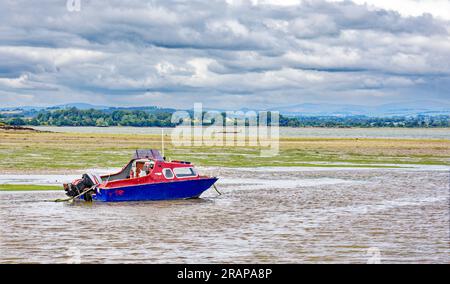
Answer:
[0,128,449,174]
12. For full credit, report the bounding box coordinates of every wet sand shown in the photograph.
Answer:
[0,166,448,263]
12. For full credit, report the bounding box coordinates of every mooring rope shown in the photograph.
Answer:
[1,187,92,203]
[52,186,95,202]
[213,184,222,196]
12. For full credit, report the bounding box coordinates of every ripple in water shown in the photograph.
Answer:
[0,167,449,263]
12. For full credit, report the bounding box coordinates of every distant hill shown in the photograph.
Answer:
[271,100,450,117]
[0,103,177,114]
[0,103,108,112]
[2,100,450,117]
[49,103,110,110]
[0,106,46,111]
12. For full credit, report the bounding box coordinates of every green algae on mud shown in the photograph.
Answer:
[0,184,62,191]
[0,130,449,172]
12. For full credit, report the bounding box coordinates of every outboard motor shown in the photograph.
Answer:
[63,173,103,201]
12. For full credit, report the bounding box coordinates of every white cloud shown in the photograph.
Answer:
[331,0,450,20]
[0,74,29,89]
[207,20,249,37]
[0,46,105,69]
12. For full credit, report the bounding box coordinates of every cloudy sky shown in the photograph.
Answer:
[0,0,449,109]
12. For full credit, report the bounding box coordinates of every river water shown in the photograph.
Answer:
[0,166,448,263]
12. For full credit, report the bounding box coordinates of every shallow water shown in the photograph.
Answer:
[33,126,450,140]
[0,167,449,263]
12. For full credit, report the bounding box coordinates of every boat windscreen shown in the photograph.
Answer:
[132,149,164,161]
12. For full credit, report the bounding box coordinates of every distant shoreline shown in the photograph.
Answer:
[0,124,51,132]
[11,125,450,129]
[2,107,449,128]
[9,125,449,140]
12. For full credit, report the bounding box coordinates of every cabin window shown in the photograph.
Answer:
[173,167,197,178]
[163,168,174,179]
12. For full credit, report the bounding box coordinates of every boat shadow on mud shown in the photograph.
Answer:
[65,196,217,207]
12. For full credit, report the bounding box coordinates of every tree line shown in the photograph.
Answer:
[1,107,449,128]
[1,108,175,127]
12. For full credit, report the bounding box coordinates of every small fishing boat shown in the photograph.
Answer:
[63,149,218,202]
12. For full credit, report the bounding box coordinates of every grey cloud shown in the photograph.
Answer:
[0,0,449,108]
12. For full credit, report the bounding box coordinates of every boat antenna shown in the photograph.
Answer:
[161,127,165,159]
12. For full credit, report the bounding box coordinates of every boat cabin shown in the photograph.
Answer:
[99,149,199,189]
